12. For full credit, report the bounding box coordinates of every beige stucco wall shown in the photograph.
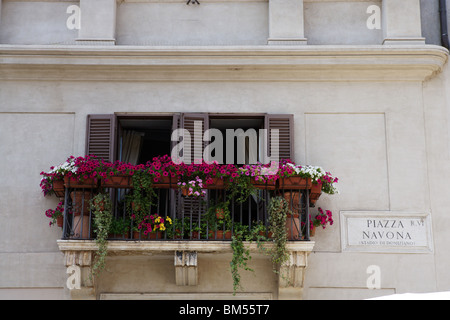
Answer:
[0,0,449,300]
[1,74,449,299]
[1,0,387,46]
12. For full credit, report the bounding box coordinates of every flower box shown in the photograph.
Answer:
[52,179,65,197]
[64,176,98,189]
[148,231,164,240]
[208,230,232,240]
[205,177,226,189]
[100,175,133,189]
[56,215,64,228]
[101,175,132,188]
[251,178,277,190]
[310,183,322,205]
[133,231,147,240]
[153,176,176,189]
[278,177,312,190]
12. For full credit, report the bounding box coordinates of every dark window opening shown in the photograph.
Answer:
[209,117,264,165]
[118,117,173,165]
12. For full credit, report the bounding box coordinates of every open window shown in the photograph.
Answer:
[85,112,296,236]
[86,113,294,164]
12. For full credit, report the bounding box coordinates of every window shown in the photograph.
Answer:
[82,112,299,239]
[86,113,294,165]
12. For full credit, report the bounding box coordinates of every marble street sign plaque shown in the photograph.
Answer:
[340,211,433,253]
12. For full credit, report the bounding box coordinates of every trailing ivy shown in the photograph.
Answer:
[267,196,290,268]
[90,192,113,278]
[230,226,253,295]
[127,170,157,226]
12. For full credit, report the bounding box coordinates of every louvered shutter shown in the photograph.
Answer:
[86,114,116,162]
[175,113,209,222]
[181,113,209,164]
[265,114,294,161]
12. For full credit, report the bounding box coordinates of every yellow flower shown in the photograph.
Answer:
[160,223,166,231]
[155,217,160,223]
[166,217,172,224]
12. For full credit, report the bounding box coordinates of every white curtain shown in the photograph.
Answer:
[121,130,144,165]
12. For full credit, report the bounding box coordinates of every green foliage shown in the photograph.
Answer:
[109,217,130,236]
[127,171,157,224]
[225,175,257,204]
[90,192,113,278]
[230,224,253,295]
[267,196,291,266]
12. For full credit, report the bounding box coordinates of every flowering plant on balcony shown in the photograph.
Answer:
[280,160,339,195]
[240,162,279,184]
[145,155,178,183]
[138,214,173,236]
[45,201,65,226]
[312,207,334,229]
[40,156,78,195]
[177,177,207,197]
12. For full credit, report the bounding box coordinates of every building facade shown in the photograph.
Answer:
[0,0,449,300]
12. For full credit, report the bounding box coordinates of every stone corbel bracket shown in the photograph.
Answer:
[64,250,96,300]
[279,250,308,288]
[175,251,198,286]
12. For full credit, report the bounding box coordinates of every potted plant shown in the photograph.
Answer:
[45,201,65,227]
[205,201,233,239]
[147,214,172,239]
[177,176,207,198]
[108,217,130,239]
[166,217,188,239]
[311,207,334,236]
[40,157,79,196]
[183,219,206,240]
[248,221,272,240]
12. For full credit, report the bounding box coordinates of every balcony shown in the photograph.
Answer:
[59,178,316,243]
[41,156,337,299]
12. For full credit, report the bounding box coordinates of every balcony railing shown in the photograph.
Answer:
[60,183,314,242]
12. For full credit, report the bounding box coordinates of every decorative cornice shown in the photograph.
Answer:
[0,44,448,81]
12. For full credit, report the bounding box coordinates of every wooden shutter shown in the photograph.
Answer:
[86,114,116,162]
[174,113,209,220]
[181,113,209,164]
[265,114,294,161]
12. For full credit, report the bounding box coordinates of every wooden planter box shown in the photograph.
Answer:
[152,176,177,189]
[205,177,226,189]
[52,179,65,197]
[64,176,98,189]
[310,183,322,205]
[101,175,132,188]
[278,177,312,190]
[251,178,277,190]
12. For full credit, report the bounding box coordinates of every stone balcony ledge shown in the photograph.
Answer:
[57,239,315,255]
